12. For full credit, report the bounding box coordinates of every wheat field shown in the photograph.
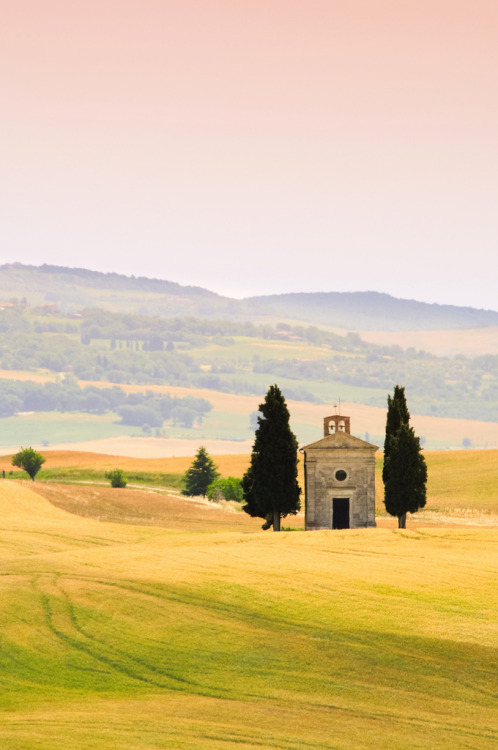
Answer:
[2,447,497,517]
[0,477,497,749]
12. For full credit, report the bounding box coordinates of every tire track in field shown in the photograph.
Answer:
[54,575,211,692]
[33,574,191,691]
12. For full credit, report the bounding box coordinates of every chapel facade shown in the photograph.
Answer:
[301,415,378,530]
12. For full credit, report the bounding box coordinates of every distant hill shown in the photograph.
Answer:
[0,263,226,317]
[241,291,498,331]
[2,262,498,332]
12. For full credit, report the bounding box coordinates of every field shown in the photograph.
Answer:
[359,326,498,357]
[75,382,498,450]
[0,411,144,449]
[2,447,498,520]
[0,475,497,750]
[0,449,253,484]
[2,370,498,452]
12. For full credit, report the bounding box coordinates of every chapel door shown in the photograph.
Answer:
[332,498,350,529]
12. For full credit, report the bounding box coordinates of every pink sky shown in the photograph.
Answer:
[1,1,497,309]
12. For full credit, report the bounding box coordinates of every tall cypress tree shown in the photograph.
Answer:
[384,423,427,528]
[382,385,427,528]
[242,384,301,531]
[382,385,410,484]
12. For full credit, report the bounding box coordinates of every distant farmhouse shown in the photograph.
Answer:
[301,415,378,530]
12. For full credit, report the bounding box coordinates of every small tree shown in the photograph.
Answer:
[242,384,301,531]
[105,469,127,488]
[11,447,45,481]
[183,447,219,497]
[382,385,427,528]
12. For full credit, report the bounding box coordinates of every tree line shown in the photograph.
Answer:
[0,378,212,428]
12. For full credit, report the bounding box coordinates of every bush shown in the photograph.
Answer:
[207,476,243,503]
[105,469,127,488]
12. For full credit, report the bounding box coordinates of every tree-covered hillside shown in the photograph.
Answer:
[1,306,497,423]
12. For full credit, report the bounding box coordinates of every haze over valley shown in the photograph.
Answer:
[1,263,497,454]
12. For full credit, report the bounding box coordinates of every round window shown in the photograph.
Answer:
[335,469,347,482]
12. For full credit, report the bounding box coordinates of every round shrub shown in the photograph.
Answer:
[105,469,127,488]
[206,476,243,503]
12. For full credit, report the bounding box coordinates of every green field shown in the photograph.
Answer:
[0,479,497,749]
[217,368,387,408]
[0,405,377,451]
[0,412,143,448]
[188,336,334,362]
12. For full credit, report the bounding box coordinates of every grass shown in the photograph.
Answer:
[0,480,496,749]
[0,450,252,493]
[0,449,253,480]
[217,369,387,407]
[171,410,252,441]
[7,466,187,491]
[188,335,334,362]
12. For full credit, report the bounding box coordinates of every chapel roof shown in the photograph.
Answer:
[301,431,379,451]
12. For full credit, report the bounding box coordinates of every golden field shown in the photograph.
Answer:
[358,325,498,357]
[2,446,497,518]
[0,478,496,749]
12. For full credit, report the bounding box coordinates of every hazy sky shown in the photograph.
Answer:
[2,1,497,310]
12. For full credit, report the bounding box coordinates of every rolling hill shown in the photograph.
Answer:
[2,262,498,331]
[1,263,497,453]
[0,478,496,749]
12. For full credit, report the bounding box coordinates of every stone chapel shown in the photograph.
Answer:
[301,414,378,530]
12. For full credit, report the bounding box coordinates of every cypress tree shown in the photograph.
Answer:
[183,446,219,497]
[384,423,427,528]
[382,385,410,484]
[382,385,427,528]
[242,384,301,531]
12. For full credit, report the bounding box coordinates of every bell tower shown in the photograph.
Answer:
[323,414,351,436]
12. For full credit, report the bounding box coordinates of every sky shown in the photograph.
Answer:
[1,0,497,310]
